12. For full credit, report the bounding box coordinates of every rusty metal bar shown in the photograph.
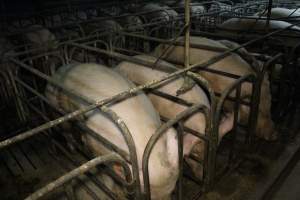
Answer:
[184,0,191,70]
[18,92,132,199]
[24,153,129,200]
[266,0,273,31]
[2,19,291,198]
[143,104,210,200]
[228,83,242,165]
[176,122,184,200]
[246,52,284,144]
[209,74,255,188]
[13,76,131,162]
[9,58,142,198]
[119,31,228,52]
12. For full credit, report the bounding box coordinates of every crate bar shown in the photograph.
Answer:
[24,153,129,200]
[0,19,276,150]
[9,58,142,198]
[143,104,210,200]
[246,52,284,144]
[211,73,255,186]
[14,76,131,162]
[184,0,191,71]
[22,96,130,199]
[12,65,212,199]
[119,31,228,53]
[1,21,290,196]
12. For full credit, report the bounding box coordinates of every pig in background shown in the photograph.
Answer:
[140,3,178,23]
[84,20,124,46]
[24,25,58,50]
[46,63,179,200]
[216,17,300,48]
[255,7,300,22]
[116,54,234,179]
[152,36,277,141]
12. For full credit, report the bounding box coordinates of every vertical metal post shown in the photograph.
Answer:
[7,67,28,123]
[266,0,273,31]
[228,84,241,165]
[176,123,184,200]
[247,77,260,146]
[184,0,190,70]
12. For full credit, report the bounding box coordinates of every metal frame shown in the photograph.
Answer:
[0,29,261,200]
[1,1,299,199]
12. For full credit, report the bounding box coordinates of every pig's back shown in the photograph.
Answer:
[48,63,161,157]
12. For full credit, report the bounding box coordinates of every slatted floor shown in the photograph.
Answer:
[0,134,66,199]
[271,157,300,200]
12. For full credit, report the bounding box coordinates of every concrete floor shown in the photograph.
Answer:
[271,159,300,200]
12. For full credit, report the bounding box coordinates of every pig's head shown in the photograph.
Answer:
[138,127,179,200]
[255,74,277,140]
[25,25,57,49]
[185,112,234,179]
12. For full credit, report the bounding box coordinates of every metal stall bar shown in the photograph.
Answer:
[14,76,133,199]
[14,76,130,162]
[2,19,296,195]
[8,57,142,199]
[185,0,190,72]
[13,46,217,199]
[143,104,210,200]
[64,39,262,183]
[24,153,130,200]
[246,53,284,144]
[212,73,256,177]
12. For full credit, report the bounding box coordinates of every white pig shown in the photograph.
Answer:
[24,25,57,49]
[46,63,179,200]
[255,7,300,21]
[140,3,178,23]
[116,55,234,179]
[216,17,300,47]
[152,36,277,140]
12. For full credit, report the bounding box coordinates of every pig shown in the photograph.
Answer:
[218,17,300,32]
[24,25,57,49]
[46,63,179,200]
[216,18,300,47]
[152,36,277,140]
[255,7,300,21]
[175,1,206,16]
[140,3,178,23]
[116,55,234,179]
[118,15,144,32]
[175,1,206,31]
[84,20,124,44]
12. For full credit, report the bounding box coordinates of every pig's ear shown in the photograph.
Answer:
[218,112,234,140]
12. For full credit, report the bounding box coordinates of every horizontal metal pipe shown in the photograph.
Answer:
[9,60,142,197]
[14,77,131,162]
[119,31,228,52]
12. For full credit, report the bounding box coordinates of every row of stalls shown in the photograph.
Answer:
[0,0,300,199]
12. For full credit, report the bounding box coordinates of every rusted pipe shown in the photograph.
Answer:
[142,104,210,200]
[24,153,129,200]
[184,0,190,69]
[2,19,293,150]
[266,0,273,31]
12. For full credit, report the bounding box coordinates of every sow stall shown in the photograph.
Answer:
[0,1,300,200]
